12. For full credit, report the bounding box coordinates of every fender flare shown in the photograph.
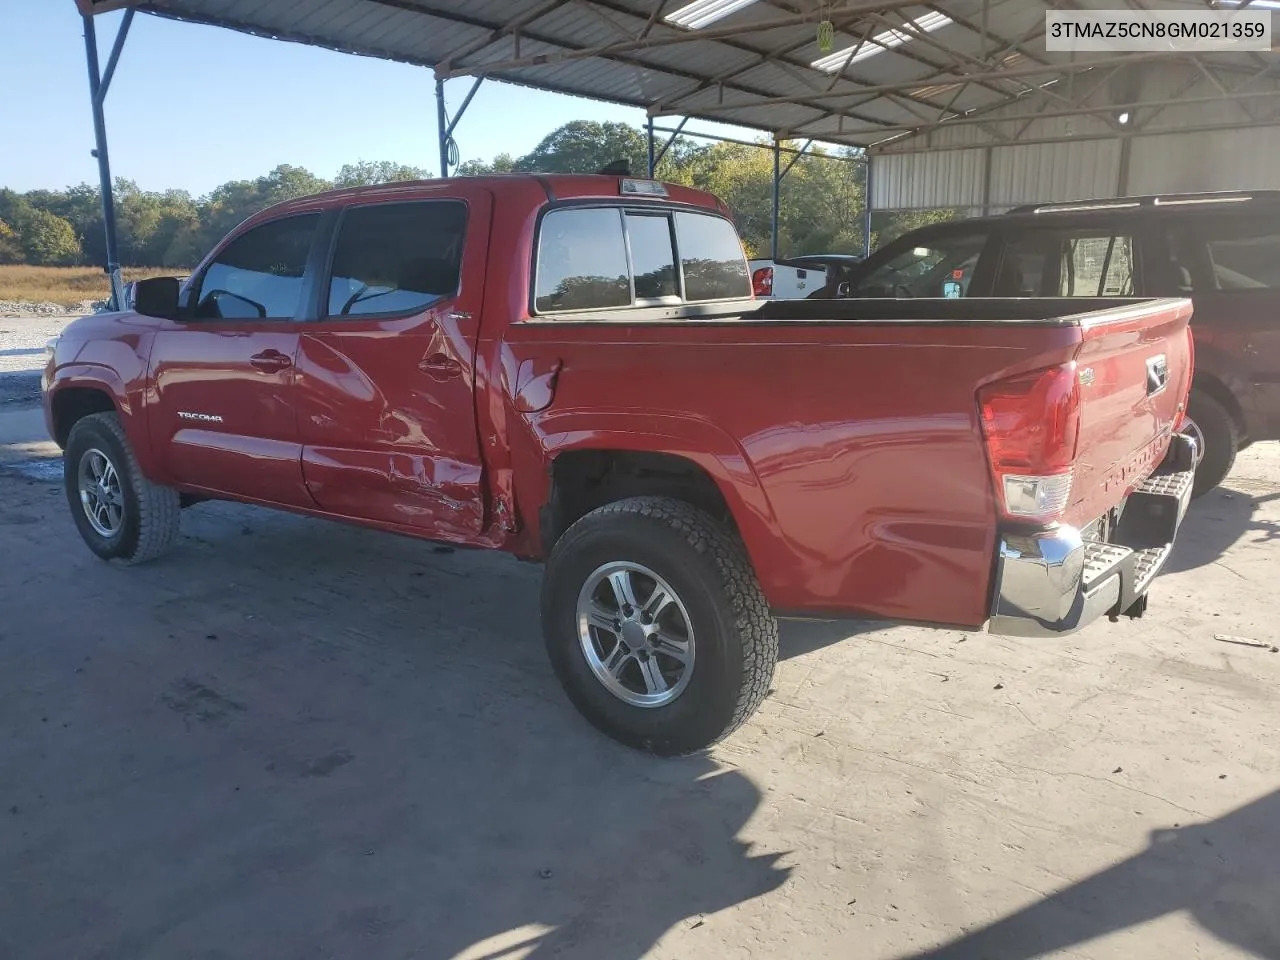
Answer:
[46,366,152,471]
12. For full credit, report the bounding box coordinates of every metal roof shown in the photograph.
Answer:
[76,0,1280,152]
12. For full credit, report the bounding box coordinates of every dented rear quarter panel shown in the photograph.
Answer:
[500,317,1093,628]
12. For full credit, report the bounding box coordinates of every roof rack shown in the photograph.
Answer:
[1005,191,1280,215]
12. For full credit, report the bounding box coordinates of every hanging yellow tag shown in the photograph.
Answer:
[817,20,835,53]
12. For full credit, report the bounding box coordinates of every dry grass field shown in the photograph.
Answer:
[0,265,184,307]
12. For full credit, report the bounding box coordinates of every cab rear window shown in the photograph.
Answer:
[534,206,750,314]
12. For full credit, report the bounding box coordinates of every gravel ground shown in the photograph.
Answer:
[0,314,81,405]
[0,399,1277,960]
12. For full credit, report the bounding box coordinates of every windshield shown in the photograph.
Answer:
[855,232,988,298]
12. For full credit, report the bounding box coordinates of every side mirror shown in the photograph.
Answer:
[131,276,182,320]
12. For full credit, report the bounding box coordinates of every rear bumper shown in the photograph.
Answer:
[988,434,1197,638]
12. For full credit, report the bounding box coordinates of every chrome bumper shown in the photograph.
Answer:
[988,434,1197,638]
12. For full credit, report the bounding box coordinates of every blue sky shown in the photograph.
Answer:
[0,3,764,197]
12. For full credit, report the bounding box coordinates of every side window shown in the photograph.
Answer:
[1060,234,1134,297]
[992,240,1050,296]
[626,213,678,301]
[327,201,467,317]
[994,230,1135,298]
[535,208,630,312]
[1185,217,1280,290]
[674,213,751,301]
[195,214,319,320]
[858,232,988,298]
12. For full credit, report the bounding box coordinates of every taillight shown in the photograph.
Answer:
[751,266,774,297]
[1174,325,1194,430]
[978,364,1081,523]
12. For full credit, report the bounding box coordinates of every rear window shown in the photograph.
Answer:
[327,201,467,317]
[533,206,750,314]
[627,213,678,300]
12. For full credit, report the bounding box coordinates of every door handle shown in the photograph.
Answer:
[418,353,463,381]
[250,350,292,373]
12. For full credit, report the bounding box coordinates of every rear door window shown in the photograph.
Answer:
[195,214,319,320]
[994,229,1136,297]
[327,201,467,317]
[1060,235,1134,296]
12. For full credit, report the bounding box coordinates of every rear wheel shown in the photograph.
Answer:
[541,497,778,755]
[1184,390,1239,498]
[64,412,181,564]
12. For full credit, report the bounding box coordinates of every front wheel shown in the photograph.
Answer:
[541,497,778,756]
[64,412,181,564]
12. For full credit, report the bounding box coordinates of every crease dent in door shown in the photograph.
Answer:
[296,327,485,537]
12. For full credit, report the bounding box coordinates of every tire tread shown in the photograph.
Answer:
[555,496,777,751]
[72,412,180,564]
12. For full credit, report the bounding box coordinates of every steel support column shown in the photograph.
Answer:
[437,75,483,177]
[82,11,133,312]
[435,77,450,178]
[647,116,655,177]
[862,155,874,256]
[1116,136,1133,196]
[771,139,781,262]
[652,116,688,171]
[981,145,994,216]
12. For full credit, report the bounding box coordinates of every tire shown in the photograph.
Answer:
[1185,390,1239,498]
[541,497,778,756]
[64,411,181,564]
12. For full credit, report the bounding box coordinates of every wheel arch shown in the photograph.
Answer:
[48,381,121,447]
[524,418,779,571]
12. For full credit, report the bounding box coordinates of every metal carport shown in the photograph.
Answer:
[75,0,1280,307]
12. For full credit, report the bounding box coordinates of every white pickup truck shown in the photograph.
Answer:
[748,254,862,299]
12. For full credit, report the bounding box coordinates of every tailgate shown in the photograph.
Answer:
[1067,298,1194,527]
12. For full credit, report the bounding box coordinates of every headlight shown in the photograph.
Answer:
[45,337,59,359]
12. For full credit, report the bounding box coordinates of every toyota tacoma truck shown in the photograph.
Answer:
[43,174,1197,754]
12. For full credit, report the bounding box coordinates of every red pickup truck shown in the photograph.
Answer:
[44,175,1197,754]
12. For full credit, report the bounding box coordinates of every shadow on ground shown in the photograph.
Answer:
[0,489,790,960]
[1166,481,1280,574]
[898,790,1280,960]
[779,617,888,660]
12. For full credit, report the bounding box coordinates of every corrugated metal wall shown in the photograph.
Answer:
[870,61,1280,211]
[1129,128,1280,194]
[870,148,986,209]
[872,124,1280,210]
[988,140,1121,208]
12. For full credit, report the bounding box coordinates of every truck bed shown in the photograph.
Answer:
[508,295,1193,627]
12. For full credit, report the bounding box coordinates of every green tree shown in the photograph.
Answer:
[335,160,430,187]
[17,208,82,265]
[515,121,647,174]
[0,218,20,264]
[457,152,517,176]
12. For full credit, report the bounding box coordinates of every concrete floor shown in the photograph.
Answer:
[1,401,1278,960]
